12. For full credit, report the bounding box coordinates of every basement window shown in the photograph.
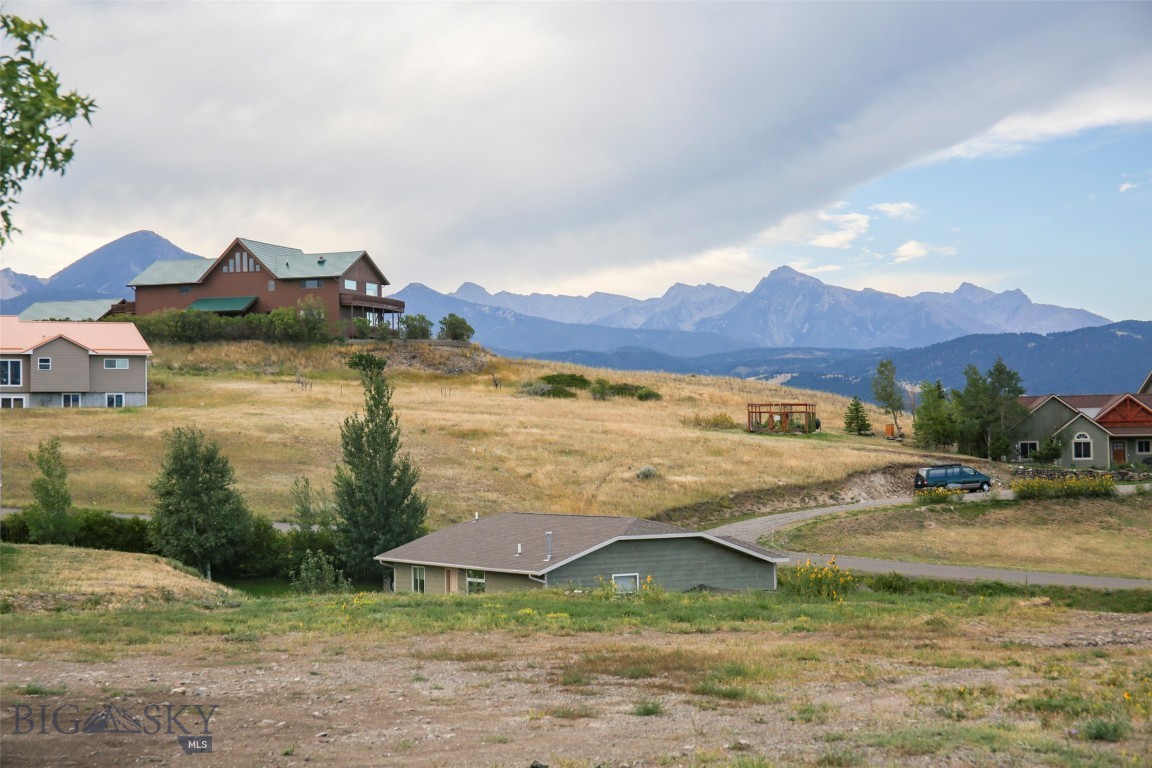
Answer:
[612,573,641,593]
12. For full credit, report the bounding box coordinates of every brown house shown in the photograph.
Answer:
[128,237,404,332]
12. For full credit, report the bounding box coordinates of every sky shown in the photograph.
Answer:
[3,2,1150,321]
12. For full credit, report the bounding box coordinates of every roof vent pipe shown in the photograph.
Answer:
[516,543,522,557]
[545,531,552,561]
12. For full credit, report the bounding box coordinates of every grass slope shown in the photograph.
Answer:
[0,340,910,526]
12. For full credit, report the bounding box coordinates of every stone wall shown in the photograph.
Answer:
[1010,465,1152,482]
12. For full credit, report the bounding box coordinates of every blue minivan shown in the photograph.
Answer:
[914,464,992,493]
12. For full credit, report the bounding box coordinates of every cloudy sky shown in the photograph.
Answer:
[4,2,1151,320]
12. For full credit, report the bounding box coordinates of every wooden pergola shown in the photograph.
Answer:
[747,402,818,434]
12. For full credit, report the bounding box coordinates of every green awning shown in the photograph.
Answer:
[187,296,257,313]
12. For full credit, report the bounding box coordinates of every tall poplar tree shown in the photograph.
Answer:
[334,365,427,582]
[871,358,904,436]
[24,436,75,544]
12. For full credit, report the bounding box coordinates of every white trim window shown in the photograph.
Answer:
[0,359,22,386]
[1138,439,1151,454]
[612,572,641,592]
[106,393,125,408]
[104,358,129,370]
[37,357,51,371]
[366,282,378,297]
[1018,441,1039,460]
[412,565,425,593]
[1072,432,1092,460]
[1,395,26,408]
[466,569,486,594]
[344,278,357,291]
[62,393,80,407]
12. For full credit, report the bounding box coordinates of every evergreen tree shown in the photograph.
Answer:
[914,380,956,449]
[871,358,904,436]
[149,426,253,580]
[334,367,427,582]
[952,358,1027,459]
[843,396,872,435]
[24,436,75,544]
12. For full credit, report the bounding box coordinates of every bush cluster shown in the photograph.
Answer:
[116,298,331,344]
[683,412,740,430]
[914,487,967,505]
[781,557,854,602]
[527,374,661,402]
[1011,475,1116,500]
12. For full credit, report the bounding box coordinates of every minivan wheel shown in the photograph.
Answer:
[980,482,991,492]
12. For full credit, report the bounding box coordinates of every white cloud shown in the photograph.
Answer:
[808,211,871,249]
[754,206,871,250]
[1119,182,1139,192]
[869,202,918,220]
[787,259,843,275]
[892,240,956,264]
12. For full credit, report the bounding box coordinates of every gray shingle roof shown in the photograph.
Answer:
[375,513,787,574]
[128,259,211,286]
[19,299,124,321]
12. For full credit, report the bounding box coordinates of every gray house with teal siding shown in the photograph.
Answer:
[376,513,788,594]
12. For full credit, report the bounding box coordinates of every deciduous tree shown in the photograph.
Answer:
[437,313,474,342]
[399,313,433,340]
[914,380,956,449]
[1,14,96,244]
[24,436,75,544]
[871,358,904,436]
[149,426,253,580]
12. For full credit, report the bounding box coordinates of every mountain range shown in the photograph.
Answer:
[0,231,204,315]
[3,230,1142,396]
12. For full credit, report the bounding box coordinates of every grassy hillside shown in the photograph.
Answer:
[0,340,917,527]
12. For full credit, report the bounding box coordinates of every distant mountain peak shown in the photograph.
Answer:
[452,282,492,302]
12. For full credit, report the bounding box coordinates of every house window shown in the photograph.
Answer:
[1138,440,1151,454]
[1072,432,1092,460]
[344,279,357,291]
[612,573,641,592]
[1018,441,1038,460]
[106,394,124,408]
[179,285,191,294]
[300,279,323,289]
[268,280,276,292]
[1,360,22,386]
[62,393,80,407]
[366,283,378,297]
[1,396,26,408]
[104,358,129,370]
[466,570,486,594]
[412,565,425,593]
[38,357,51,371]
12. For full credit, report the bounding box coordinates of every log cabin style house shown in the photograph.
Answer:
[128,237,404,333]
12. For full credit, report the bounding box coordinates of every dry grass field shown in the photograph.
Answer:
[0,341,914,527]
[772,495,1152,580]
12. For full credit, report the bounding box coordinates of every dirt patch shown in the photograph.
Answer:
[4,612,1147,768]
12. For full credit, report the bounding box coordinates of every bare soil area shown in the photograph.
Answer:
[4,611,1149,768]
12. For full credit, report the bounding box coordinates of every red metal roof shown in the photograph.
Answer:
[0,316,152,356]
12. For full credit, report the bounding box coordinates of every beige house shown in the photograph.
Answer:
[0,316,152,409]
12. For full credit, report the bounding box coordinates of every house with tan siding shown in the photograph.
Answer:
[128,237,404,333]
[0,317,152,409]
[376,513,788,594]
[1014,371,1152,468]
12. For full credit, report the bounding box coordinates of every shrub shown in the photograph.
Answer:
[1011,475,1116,500]
[683,412,739,430]
[437,313,474,342]
[589,379,612,401]
[519,380,575,398]
[635,387,662,401]
[72,510,153,553]
[0,511,29,543]
[632,698,663,716]
[1080,718,1131,742]
[608,382,643,397]
[292,550,353,594]
[781,557,854,602]
[868,571,914,594]
[635,465,659,480]
[539,373,591,389]
[399,313,433,340]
